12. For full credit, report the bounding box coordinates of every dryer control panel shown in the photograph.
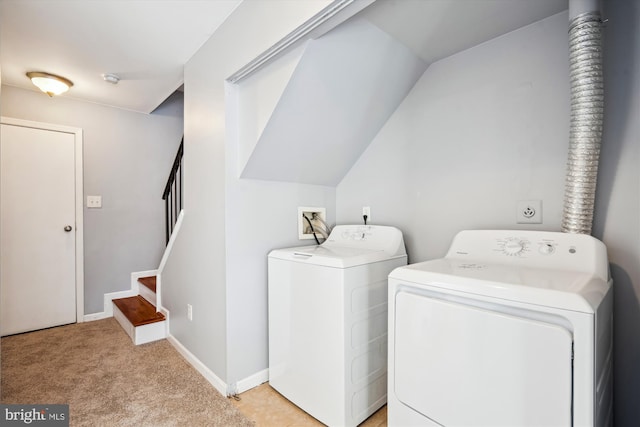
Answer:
[496,237,557,257]
[446,230,608,281]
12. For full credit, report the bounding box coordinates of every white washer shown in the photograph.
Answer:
[269,225,407,427]
[388,230,613,427]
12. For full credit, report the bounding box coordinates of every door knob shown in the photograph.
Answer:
[64,225,73,232]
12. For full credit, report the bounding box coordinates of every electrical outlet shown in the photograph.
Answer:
[187,304,193,321]
[516,200,542,224]
[298,207,327,240]
[362,206,370,222]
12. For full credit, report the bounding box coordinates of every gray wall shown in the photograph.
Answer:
[337,3,640,424]
[594,0,640,424]
[161,0,332,387]
[1,85,184,314]
[337,12,570,260]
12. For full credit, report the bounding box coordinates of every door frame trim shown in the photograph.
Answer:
[1,116,84,323]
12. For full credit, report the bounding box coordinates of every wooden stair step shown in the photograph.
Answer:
[138,276,156,293]
[113,296,165,327]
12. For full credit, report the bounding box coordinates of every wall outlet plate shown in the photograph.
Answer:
[516,200,542,224]
[298,206,326,240]
[362,206,371,222]
[87,195,102,208]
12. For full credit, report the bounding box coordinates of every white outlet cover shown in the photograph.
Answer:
[362,206,371,220]
[516,200,542,224]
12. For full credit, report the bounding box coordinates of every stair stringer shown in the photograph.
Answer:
[156,209,184,314]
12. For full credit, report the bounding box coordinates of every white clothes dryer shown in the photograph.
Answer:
[388,230,612,427]
[269,225,407,427]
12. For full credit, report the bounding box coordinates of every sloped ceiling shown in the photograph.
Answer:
[362,0,568,63]
[236,0,567,187]
[240,17,426,186]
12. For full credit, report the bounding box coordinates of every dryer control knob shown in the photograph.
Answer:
[502,238,526,256]
[538,243,555,255]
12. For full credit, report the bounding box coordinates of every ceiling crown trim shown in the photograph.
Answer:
[227,0,363,84]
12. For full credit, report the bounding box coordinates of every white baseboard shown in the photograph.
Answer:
[235,368,269,394]
[102,289,137,317]
[167,334,228,396]
[84,288,137,322]
[84,312,110,322]
[166,330,268,397]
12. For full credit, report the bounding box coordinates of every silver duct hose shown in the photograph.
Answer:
[561,11,604,235]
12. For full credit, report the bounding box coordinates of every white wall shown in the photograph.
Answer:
[337,12,570,261]
[337,3,640,423]
[0,85,184,314]
[160,0,332,388]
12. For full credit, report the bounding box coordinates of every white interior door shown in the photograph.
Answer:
[1,122,79,335]
[394,291,573,426]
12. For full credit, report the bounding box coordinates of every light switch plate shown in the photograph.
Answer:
[87,195,102,208]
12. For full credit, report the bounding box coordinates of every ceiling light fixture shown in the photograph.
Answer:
[26,72,73,97]
[102,73,120,84]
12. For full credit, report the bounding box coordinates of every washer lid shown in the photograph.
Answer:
[269,244,403,268]
[389,259,609,313]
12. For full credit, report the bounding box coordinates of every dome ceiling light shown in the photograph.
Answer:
[26,71,73,97]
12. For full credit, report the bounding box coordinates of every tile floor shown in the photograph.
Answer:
[231,383,387,427]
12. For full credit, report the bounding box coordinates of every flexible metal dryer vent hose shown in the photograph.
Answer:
[561,11,604,235]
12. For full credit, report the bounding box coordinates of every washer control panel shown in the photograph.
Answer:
[446,230,608,279]
[323,225,407,257]
[339,225,374,241]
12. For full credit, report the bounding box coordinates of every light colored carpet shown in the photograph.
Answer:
[1,318,254,427]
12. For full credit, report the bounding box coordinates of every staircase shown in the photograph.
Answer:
[113,276,167,345]
[112,140,181,345]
